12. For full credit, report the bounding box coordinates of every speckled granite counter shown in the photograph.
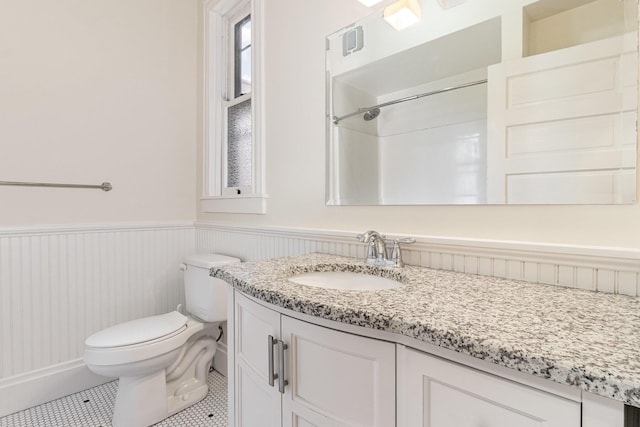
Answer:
[212,253,640,407]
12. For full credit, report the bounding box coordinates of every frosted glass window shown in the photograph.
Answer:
[227,98,252,188]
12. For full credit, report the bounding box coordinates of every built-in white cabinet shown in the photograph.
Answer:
[486,34,638,204]
[229,288,614,427]
[233,290,282,426]
[231,291,395,427]
[397,345,581,427]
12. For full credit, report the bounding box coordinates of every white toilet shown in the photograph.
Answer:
[84,253,240,427]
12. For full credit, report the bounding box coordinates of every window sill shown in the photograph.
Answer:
[201,195,268,214]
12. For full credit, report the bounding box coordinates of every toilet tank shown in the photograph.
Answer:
[182,253,241,322]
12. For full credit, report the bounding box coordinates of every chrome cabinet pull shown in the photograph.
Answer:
[277,339,288,394]
[268,335,278,387]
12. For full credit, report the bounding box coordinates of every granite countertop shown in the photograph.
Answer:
[212,253,640,407]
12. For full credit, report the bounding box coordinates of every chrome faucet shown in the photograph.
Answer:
[357,230,388,265]
[356,231,415,267]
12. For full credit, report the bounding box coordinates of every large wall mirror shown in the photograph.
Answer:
[326,0,638,205]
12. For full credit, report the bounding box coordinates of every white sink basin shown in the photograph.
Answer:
[288,271,403,291]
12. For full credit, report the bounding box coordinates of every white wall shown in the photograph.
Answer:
[0,0,199,416]
[378,70,488,204]
[0,0,198,226]
[197,0,640,249]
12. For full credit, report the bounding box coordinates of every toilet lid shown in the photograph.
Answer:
[183,253,241,269]
[85,311,188,348]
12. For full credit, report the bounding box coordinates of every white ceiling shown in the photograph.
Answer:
[335,17,501,97]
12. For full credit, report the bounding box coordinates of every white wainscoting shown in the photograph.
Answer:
[0,222,195,417]
[195,222,640,297]
[1,221,638,417]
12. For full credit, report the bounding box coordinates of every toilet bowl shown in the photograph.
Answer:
[83,254,240,427]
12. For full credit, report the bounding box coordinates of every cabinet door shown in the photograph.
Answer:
[486,35,637,204]
[281,316,395,427]
[234,292,282,427]
[397,346,581,427]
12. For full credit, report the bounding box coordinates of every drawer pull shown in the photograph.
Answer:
[268,335,278,387]
[277,339,289,394]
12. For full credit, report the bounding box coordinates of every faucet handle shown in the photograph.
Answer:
[391,237,415,267]
[356,230,386,242]
[357,231,386,264]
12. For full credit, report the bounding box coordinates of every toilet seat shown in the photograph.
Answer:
[86,311,188,348]
[84,313,204,366]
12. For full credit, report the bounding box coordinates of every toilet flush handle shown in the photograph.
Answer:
[179,263,187,271]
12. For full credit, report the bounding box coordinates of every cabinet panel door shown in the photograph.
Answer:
[237,363,282,427]
[398,347,581,427]
[235,292,282,427]
[281,316,395,427]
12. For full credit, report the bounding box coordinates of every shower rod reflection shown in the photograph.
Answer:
[0,180,113,191]
[332,78,488,125]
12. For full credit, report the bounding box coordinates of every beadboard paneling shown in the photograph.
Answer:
[0,224,194,381]
[195,223,640,297]
[1,221,638,416]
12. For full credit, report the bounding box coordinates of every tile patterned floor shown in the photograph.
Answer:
[0,369,227,427]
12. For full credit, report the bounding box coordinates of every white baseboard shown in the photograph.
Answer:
[214,342,228,377]
[0,346,228,419]
[0,359,113,418]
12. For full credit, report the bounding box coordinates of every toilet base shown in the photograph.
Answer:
[108,332,218,427]
[166,335,218,416]
[113,371,167,427]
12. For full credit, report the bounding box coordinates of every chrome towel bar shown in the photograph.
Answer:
[0,181,113,191]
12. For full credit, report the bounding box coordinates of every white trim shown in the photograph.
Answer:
[251,0,266,198]
[194,221,640,262]
[213,342,228,377]
[0,221,195,237]
[0,359,112,418]
[202,0,267,214]
[0,342,229,418]
[195,222,640,294]
[201,195,267,214]
[203,2,221,197]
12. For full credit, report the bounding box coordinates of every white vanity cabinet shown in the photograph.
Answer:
[229,288,610,427]
[230,291,396,427]
[232,290,283,426]
[397,346,582,427]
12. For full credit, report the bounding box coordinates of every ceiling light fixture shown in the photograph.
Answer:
[383,0,422,31]
[357,0,384,6]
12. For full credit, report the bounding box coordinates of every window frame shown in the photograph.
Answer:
[202,0,266,214]
[233,13,251,99]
